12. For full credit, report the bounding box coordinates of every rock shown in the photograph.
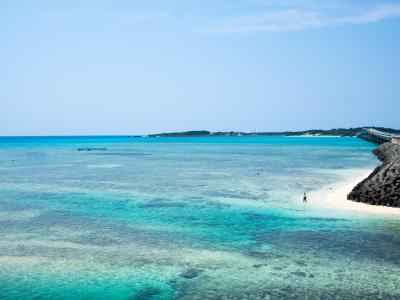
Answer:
[77,148,107,151]
[134,287,160,300]
[291,271,307,277]
[180,268,201,279]
[348,142,400,207]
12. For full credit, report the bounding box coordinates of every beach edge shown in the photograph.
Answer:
[325,169,400,215]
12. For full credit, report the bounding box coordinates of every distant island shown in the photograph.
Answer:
[147,127,400,137]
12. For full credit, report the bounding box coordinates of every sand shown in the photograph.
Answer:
[325,169,400,215]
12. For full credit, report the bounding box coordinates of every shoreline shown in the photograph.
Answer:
[324,169,400,215]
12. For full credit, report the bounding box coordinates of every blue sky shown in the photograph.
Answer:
[1,0,399,135]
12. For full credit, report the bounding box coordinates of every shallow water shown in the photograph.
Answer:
[0,136,399,299]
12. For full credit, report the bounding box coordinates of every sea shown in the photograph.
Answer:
[0,136,399,299]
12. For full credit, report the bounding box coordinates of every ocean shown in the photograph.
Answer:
[0,136,399,299]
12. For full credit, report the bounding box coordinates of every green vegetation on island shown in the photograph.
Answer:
[148,127,400,137]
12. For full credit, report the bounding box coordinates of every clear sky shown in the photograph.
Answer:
[1,0,399,135]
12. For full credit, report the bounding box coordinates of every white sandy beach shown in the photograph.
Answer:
[325,169,400,215]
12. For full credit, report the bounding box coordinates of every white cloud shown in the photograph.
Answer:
[341,4,400,24]
[198,3,400,34]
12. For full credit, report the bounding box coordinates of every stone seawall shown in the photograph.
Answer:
[347,143,400,207]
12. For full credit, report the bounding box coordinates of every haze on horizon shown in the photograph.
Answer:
[1,0,399,136]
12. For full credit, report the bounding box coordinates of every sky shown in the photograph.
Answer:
[1,0,399,135]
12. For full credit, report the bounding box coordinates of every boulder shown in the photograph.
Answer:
[347,142,400,207]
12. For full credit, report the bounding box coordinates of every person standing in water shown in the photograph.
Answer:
[303,193,307,203]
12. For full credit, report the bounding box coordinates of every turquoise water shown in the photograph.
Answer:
[0,136,399,299]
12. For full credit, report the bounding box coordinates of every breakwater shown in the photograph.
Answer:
[348,142,400,207]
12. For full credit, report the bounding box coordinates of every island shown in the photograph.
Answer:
[147,127,400,137]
